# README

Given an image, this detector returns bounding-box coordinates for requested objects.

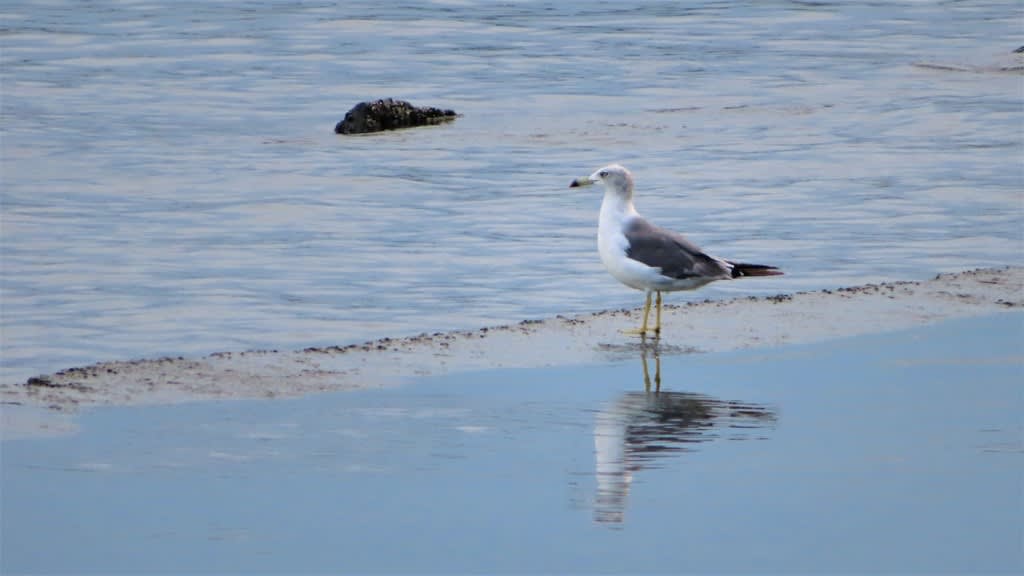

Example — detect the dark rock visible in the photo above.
[26,376,54,387]
[334,98,458,134]
[1014,46,1024,54]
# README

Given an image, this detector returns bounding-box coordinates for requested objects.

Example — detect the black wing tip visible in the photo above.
[730,263,784,278]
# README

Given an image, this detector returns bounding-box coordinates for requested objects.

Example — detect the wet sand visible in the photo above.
[2,266,1019,418]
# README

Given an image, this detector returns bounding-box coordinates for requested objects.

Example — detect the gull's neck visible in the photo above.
[599,188,639,232]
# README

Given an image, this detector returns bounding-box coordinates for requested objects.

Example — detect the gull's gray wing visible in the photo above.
[623,217,731,279]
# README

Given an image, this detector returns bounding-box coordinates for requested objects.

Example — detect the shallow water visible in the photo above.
[2,1,1022,381]
[3,313,1021,573]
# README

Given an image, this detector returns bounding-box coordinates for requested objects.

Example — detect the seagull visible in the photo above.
[570,164,783,337]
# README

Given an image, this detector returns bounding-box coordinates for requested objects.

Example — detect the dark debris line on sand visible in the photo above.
[5,266,1023,412]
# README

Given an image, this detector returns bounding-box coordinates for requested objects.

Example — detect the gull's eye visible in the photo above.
[598,170,608,178]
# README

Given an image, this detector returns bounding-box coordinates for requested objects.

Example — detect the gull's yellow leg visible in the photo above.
[653,291,663,336]
[621,291,652,336]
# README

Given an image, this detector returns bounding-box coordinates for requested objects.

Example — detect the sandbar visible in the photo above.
[2,267,1021,417]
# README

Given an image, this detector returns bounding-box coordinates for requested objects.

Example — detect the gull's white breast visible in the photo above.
[598,200,674,292]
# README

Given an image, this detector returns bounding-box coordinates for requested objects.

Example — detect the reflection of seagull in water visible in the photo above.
[570,164,783,336]
[594,348,777,524]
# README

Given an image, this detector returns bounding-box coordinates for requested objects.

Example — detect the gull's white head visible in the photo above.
[569,164,634,199]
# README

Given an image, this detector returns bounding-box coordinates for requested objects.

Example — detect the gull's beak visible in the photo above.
[570,175,595,188]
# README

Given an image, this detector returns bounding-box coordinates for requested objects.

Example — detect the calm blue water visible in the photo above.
[3,313,1021,573]
[2,1,1022,382]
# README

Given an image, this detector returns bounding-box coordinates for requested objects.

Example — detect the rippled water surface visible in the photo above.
[2,1,1022,381]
